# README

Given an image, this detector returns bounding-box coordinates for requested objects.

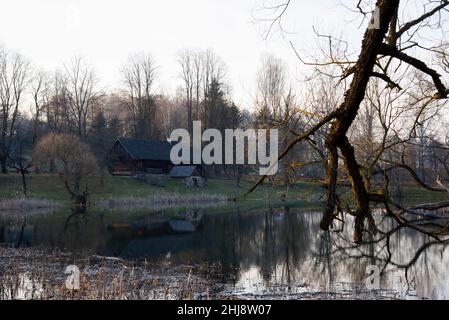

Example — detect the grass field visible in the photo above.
[0,173,447,207]
[0,173,321,202]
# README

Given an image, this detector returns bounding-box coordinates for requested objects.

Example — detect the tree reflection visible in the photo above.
[2,205,449,298]
[318,211,449,298]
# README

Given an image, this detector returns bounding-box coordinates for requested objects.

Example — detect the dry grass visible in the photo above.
[0,197,61,212]
[0,246,225,300]
[0,246,400,300]
[95,193,228,210]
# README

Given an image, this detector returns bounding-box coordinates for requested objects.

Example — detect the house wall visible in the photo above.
[111,142,134,174]
[110,141,172,175]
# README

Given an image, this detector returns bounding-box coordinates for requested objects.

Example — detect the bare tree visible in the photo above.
[178,49,226,132]
[255,55,301,194]
[31,70,51,146]
[156,94,186,139]
[121,53,157,139]
[255,54,287,125]
[0,48,31,173]
[8,146,32,196]
[250,0,449,243]
[193,51,203,122]
[64,56,101,138]
[44,71,70,135]
[178,50,195,134]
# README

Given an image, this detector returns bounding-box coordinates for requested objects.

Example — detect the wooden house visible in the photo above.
[111,137,173,175]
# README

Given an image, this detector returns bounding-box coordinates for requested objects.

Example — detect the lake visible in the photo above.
[1,205,449,299]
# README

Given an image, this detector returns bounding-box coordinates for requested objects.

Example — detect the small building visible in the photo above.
[111,137,173,175]
[170,165,205,187]
[169,165,202,178]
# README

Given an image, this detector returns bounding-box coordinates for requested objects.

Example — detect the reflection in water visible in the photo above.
[1,206,449,298]
[2,272,43,300]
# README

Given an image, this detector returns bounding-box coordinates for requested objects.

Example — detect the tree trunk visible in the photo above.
[21,170,27,196]
[319,0,400,243]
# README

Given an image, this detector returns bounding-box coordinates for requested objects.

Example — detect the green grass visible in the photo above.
[391,185,449,205]
[0,173,446,208]
[0,174,321,204]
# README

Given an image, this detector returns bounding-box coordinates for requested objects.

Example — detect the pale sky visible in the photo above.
[0,0,366,110]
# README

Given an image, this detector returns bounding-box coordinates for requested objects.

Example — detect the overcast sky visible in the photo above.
[0,0,368,109]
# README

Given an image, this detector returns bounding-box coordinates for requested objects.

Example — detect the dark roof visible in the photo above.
[116,137,172,161]
[168,220,196,233]
[169,165,199,178]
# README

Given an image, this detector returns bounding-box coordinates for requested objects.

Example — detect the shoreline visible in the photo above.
[0,246,401,300]
[0,246,225,300]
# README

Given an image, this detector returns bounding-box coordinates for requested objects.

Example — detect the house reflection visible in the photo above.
[2,206,449,298]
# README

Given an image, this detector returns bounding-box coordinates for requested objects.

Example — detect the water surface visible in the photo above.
[1,205,448,299]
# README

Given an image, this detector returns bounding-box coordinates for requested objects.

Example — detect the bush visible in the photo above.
[33,133,99,200]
